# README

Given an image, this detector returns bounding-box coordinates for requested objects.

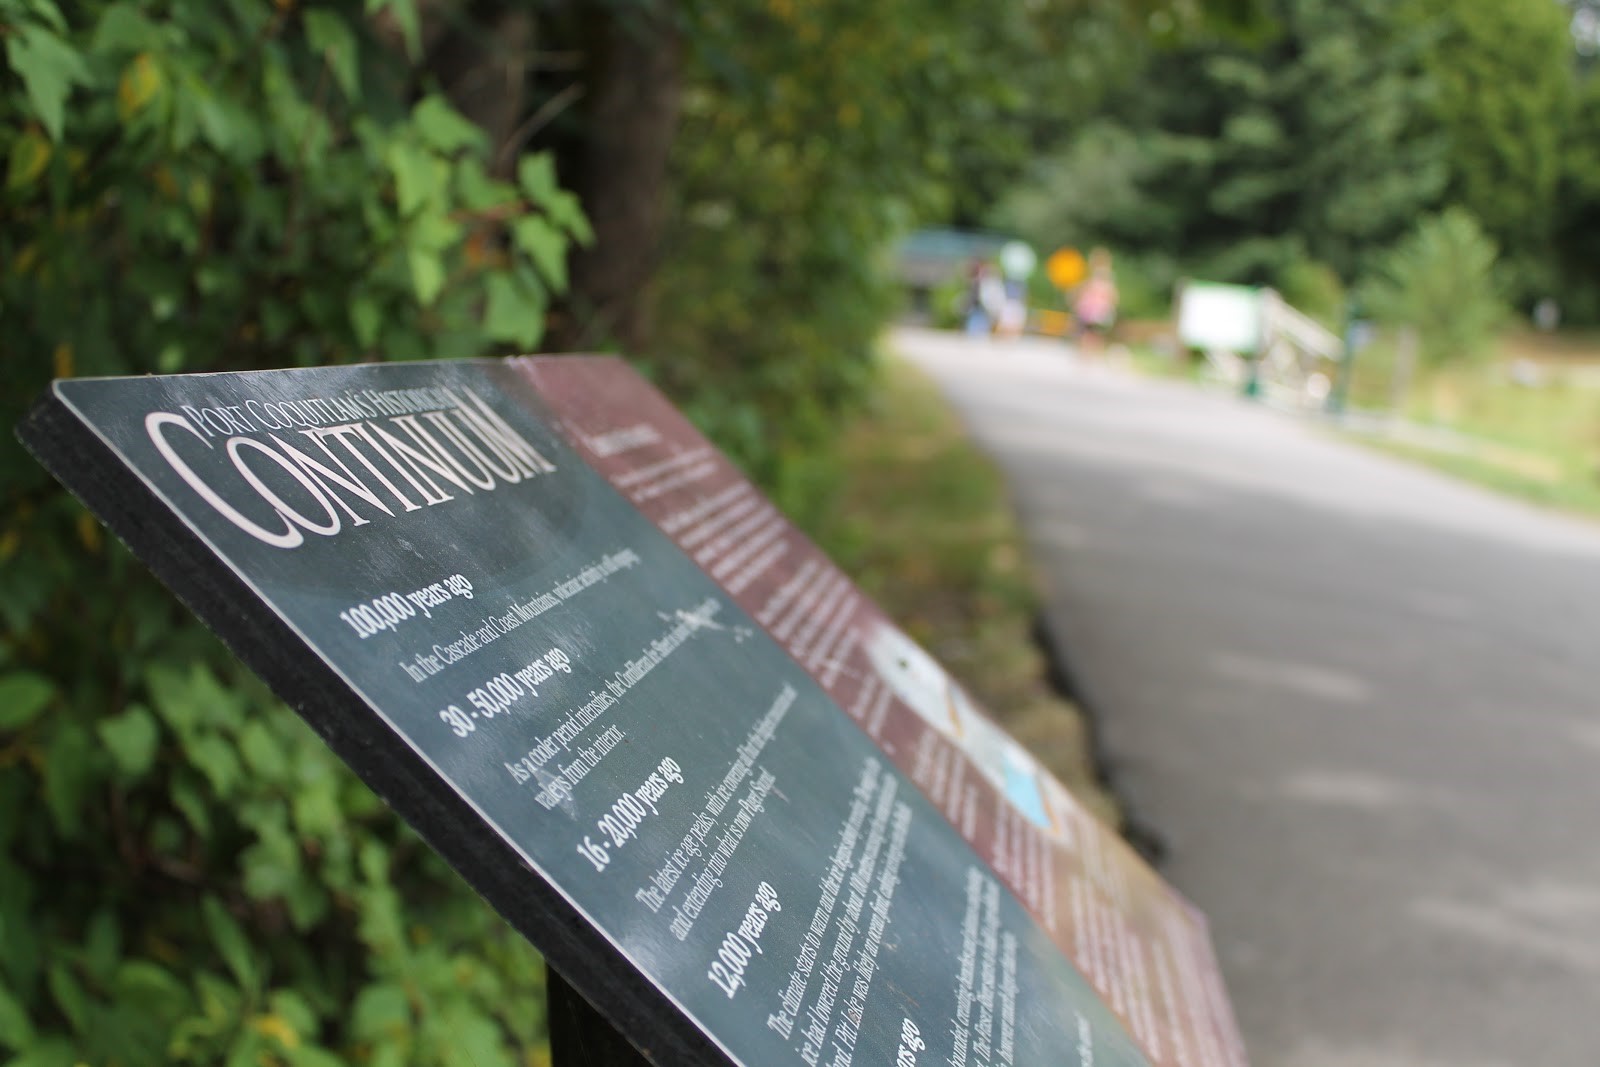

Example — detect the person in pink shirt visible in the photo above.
[1074,247,1119,356]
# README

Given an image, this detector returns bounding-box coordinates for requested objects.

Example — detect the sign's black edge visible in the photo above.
[16,387,733,1067]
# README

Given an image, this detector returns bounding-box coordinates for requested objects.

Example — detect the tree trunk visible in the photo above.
[547,5,684,354]
[1390,326,1419,415]
[428,4,536,178]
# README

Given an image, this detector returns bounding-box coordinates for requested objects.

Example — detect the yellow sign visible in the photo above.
[1046,248,1087,290]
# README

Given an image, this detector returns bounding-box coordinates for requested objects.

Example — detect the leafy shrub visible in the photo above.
[2,1,587,1062]
[929,278,972,330]
[648,0,1057,521]
[1109,252,1180,321]
[650,64,897,518]
[1274,258,1345,328]
[1361,207,1507,365]
[1025,267,1068,313]
[988,122,1157,255]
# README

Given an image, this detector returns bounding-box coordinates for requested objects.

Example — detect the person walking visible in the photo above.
[963,259,996,336]
[1073,248,1118,356]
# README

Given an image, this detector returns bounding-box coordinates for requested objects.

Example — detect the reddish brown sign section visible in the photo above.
[516,356,1248,1067]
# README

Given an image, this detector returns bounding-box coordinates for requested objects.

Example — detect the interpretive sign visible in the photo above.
[1176,283,1263,356]
[518,357,1248,1067]
[19,360,1182,1067]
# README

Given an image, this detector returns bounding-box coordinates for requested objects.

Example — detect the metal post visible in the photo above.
[547,966,652,1067]
[1328,296,1361,415]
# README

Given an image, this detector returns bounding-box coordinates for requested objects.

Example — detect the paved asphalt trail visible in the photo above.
[896,329,1600,1067]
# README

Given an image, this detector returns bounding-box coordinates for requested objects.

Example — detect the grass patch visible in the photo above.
[1357,437,1600,514]
[1341,332,1600,517]
[802,356,1120,827]
[1127,342,1199,382]
[1122,322,1600,518]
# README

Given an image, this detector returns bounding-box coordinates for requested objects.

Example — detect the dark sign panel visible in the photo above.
[20,361,1159,1067]
[517,356,1248,1067]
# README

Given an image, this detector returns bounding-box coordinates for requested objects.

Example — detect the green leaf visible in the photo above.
[116,51,163,120]
[92,5,165,52]
[283,874,330,929]
[238,721,287,779]
[5,25,91,142]
[6,128,52,192]
[511,216,567,290]
[186,733,241,795]
[194,967,239,1013]
[366,0,420,59]
[387,142,439,216]
[303,10,359,99]
[437,1009,512,1067]
[568,212,595,246]
[358,840,389,882]
[186,79,242,156]
[260,47,311,143]
[20,1,67,34]
[46,962,88,1032]
[3,1036,75,1067]
[409,209,463,252]
[187,664,244,727]
[83,910,121,983]
[371,1040,409,1067]
[145,664,200,730]
[97,706,160,777]
[543,189,594,245]
[0,982,34,1048]
[269,989,316,1036]
[351,982,410,1042]
[42,724,97,838]
[249,1010,302,1053]
[407,248,445,306]
[483,271,546,349]
[515,152,559,205]
[413,95,484,154]
[226,1029,265,1067]
[202,898,259,994]
[290,780,340,838]
[241,830,301,900]
[0,672,54,729]
[171,775,212,835]
[455,157,516,213]
[113,960,189,1017]
[350,297,383,348]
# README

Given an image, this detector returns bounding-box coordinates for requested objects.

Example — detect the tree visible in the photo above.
[1553,68,1600,322]
[1362,208,1507,366]
[631,0,1270,508]
[1405,0,1574,306]
[646,0,990,498]
[528,0,685,355]
[996,0,1449,291]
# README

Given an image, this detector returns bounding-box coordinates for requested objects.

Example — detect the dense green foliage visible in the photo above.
[1,1,588,1062]
[1361,208,1507,366]
[996,0,1600,325]
[1407,0,1573,304]
[651,0,955,508]
[998,0,1448,297]
[647,0,1265,515]
[647,0,1202,512]
[1554,67,1600,322]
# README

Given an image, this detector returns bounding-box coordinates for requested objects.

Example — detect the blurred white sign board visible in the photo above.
[1177,282,1262,354]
